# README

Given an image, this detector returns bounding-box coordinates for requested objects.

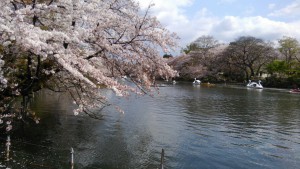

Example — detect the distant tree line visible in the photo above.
[167,35,300,88]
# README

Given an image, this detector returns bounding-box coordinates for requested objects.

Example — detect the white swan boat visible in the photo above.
[193,78,201,85]
[247,80,263,89]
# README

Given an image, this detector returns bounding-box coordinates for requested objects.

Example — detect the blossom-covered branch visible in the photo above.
[0,0,178,125]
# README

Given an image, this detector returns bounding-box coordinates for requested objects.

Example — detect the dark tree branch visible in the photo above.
[85,48,105,60]
[11,1,18,10]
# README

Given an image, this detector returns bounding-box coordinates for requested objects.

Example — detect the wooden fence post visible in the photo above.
[70,147,74,169]
[6,135,11,161]
[160,148,164,169]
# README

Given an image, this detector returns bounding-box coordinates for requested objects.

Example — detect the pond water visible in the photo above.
[1,83,300,169]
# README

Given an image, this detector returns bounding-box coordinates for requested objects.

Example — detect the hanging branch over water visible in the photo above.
[0,0,178,128]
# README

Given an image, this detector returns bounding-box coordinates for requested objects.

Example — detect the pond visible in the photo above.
[1,83,300,169]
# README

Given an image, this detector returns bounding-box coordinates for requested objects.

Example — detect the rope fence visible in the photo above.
[0,135,165,169]
[0,135,74,169]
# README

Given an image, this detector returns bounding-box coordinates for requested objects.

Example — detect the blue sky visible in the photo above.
[136,0,300,52]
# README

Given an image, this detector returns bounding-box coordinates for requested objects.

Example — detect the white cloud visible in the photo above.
[269,1,300,17]
[180,15,300,51]
[211,16,300,43]
[135,0,194,46]
[135,0,300,54]
[135,0,193,30]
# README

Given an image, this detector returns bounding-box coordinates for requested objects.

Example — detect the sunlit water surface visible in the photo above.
[1,83,300,169]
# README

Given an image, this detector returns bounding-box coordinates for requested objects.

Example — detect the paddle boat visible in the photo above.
[193,78,201,85]
[290,88,300,94]
[247,80,263,89]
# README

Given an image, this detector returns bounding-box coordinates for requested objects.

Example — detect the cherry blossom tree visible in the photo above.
[168,36,224,81]
[0,0,178,129]
[0,56,7,91]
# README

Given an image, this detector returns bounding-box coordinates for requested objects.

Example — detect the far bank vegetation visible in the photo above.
[166,35,300,88]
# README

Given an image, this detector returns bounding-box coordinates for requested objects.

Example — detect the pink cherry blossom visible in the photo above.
[0,0,178,119]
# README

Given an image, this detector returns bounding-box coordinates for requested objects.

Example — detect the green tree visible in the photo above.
[181,43,198,54]
[278,36,300,68]
[266,60,289,77]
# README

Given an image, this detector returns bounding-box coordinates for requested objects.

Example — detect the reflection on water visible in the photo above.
[1,84,300,169]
